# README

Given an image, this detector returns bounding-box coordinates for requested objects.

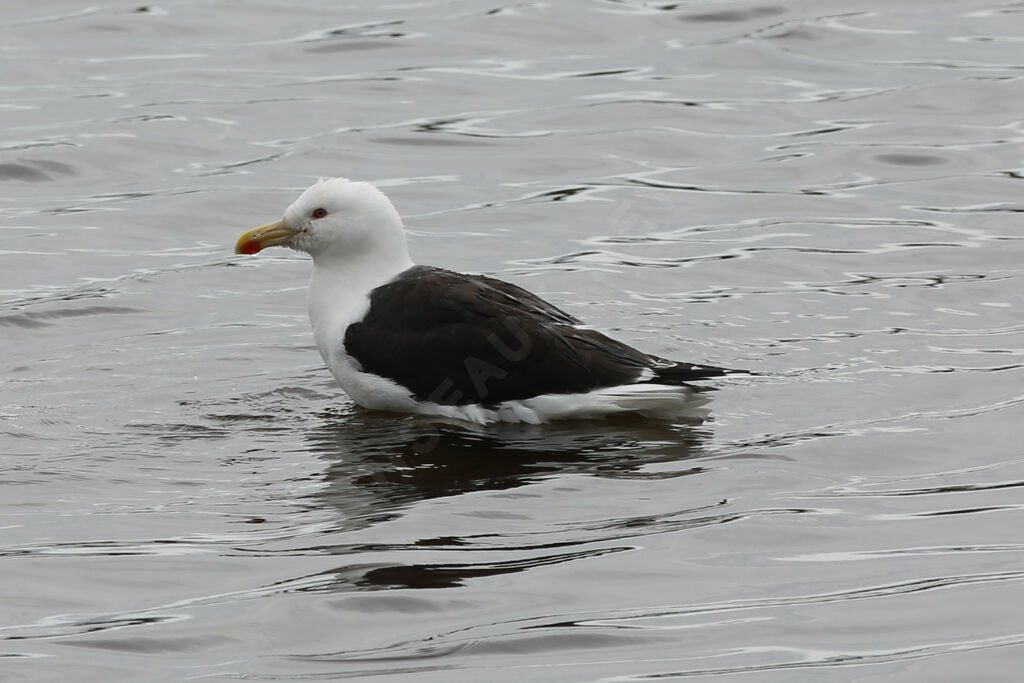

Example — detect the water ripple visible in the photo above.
[290,570,1024,665]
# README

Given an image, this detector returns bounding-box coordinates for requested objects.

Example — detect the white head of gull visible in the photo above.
[236,177,736,425]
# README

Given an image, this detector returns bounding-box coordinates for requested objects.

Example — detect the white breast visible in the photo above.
[309,287,421,413]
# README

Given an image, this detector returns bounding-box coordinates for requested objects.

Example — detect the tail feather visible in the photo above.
[646,358,744,384]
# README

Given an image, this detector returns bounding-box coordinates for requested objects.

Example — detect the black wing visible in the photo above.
[344,266,728,406]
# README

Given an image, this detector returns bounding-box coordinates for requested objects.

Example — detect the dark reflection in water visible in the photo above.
[875,153,948,167]
[682,5,786,23]
[305,406,711,510]
[0,158,75,182]
[326,546,633,591]
[281,405,715,590]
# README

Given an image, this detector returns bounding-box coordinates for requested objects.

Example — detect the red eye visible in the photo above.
[311,207,328,219]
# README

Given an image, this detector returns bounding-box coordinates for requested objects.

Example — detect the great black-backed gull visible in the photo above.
[235,178,738,424]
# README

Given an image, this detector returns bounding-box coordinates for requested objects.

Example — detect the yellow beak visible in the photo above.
[235,220,296,255]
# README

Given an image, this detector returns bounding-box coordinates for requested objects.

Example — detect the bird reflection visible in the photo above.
[289,402,716,590]
[307,404,710,503]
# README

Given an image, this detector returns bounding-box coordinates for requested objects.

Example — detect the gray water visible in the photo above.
[3,1,1024,680]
